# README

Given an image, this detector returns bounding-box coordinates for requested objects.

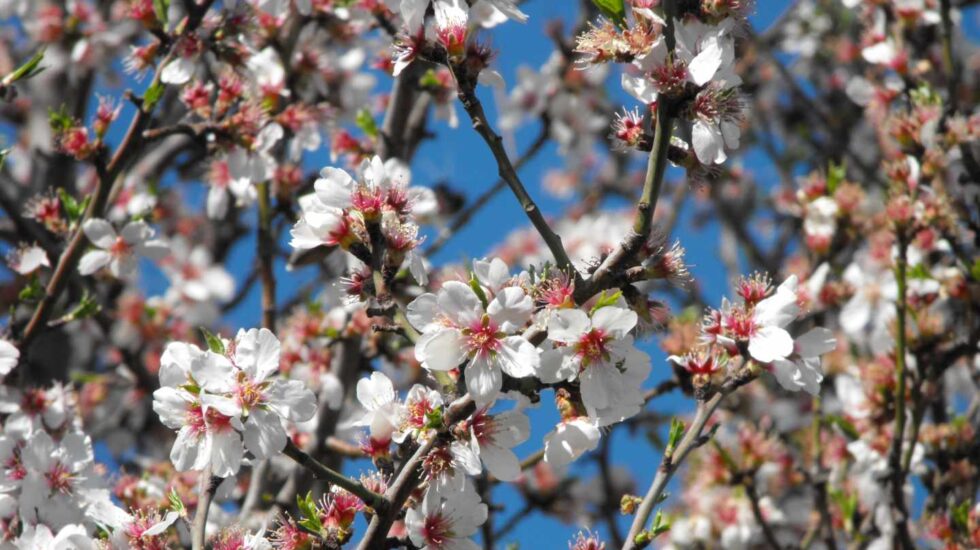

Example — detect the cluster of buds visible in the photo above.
[290,156,436,295]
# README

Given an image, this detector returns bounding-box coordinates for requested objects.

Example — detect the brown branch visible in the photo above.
[356,395,475,550]
[453,72,575,275]
[424,123,549,257]
[190,465,221,550]
[622,367,755,550]
[256,181,276,330]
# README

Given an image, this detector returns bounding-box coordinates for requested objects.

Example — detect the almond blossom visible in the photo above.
[461,407,530,481]
[405,485,487,550]
[188,328,318,461]
[540,303,651,423]
[78,219,167,278]
[408,272,539,406]
[151,342,245,477]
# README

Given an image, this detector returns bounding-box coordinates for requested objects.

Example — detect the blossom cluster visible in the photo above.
[0,0,976,548]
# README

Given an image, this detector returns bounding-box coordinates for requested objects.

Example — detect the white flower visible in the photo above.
[841,252,897,354]
[623,19,738,106]
[769,327,836,395]
[746,276,801,364]
[17,431,130,532]
[7,243,49,275]
[396,0,525,31]
[465,408,530,481]
[745,276,837,395]
[163,237,236,303]
[14,523,95,550]
[78,219,168,278]
[803,196,839,242]
[543,417,601,467]
[193,328,318,461]
[151,342,245,477]
[355,371,404,442]
[405,485,488,550]
[227,123,283,191]
[0,339,19,378]
[409,273,539,406]
[541,305,650,422]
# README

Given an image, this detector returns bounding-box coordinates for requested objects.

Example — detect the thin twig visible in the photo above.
[425,123,549,258]
[281,439,386,509]
[453,72,575,274]
[191,464,221,550]
[622,367,755,550]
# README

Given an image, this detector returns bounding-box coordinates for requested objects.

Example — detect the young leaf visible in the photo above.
[355,108,378,138]
[469,272,490,309]
[199,327,225,354]
[590,290,623,314]
[592,0,626,26]
[2,49,46,86]
[143,81,165,112]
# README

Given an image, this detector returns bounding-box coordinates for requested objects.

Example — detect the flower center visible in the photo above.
[46,461,75,494]
[421,513,454,547]
[576,329,608,366]
[110,236,133,257]
[465,318,501,358]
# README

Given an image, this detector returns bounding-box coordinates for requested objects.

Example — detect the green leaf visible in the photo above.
[592,0,627,26]
[469,272,489,309]
[666,417,685,453]
[18,277,44,302]
[48,105,74,132]
[424,405,445,430]
[589,290,623,314]
[827,160,846,194]
[355,109,378,138]
[199,327,225,354]
[143,81,165,112]
[825,414,860,440]
[153,0,170,25]
[296,491,323,535]
[168,488,186,516]
[951,500,970,530]
[419,68,441,89]
[60,291,101,323]
[906,263,930,280]
[711,439,738,471]
[651,510,671,536]
[969,259,980,282]
[3,49,46,86]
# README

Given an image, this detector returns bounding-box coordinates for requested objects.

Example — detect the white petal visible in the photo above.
[244,410,288,459]
[795,327,836,358]
[78,250,111,275]
[748,325,794,364]
[687,37,723,86]
[437,281,483,327]
[496,336,538,378]
[481,443,520,481]
[82,218,116,248]
[590,306,637,338]
[190,352,236,393]
[357,372,396,412]
[487,287,532,332]
[314,168,355,210]
[415,329,467,371]
[265,379,317,422]
[692,119,727,165]
[209,430,243,477]
[547,309,590,343]
[406,293,439,332]
[465,354,502,406]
